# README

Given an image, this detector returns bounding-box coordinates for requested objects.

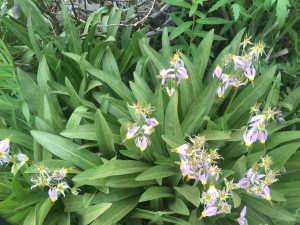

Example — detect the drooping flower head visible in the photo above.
[48,188,59,203]
[237,206,248,225]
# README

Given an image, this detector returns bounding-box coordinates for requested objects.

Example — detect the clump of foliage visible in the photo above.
[0,0,299,225]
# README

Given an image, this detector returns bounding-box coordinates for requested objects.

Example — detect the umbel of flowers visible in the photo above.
[0,136,29,173]
[237,156,278,201]
[30,164,77,202]
[124,102,159,152]
[212,35,266,99]
[172,135,234,218]
[243,103,283,148]
[158,51,189,97]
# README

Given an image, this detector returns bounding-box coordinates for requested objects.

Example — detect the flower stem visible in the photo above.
[224,89,238,115]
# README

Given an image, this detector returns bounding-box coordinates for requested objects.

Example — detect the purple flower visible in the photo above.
[0,151,10,164]
[174,144,189,155]
[243,128,258,147]
[238,178,250,189]
[237,206,248,225]
[259,185,271,201]
[258,130,268,144]
[0,138,10,153]
[228,77,245,89]
[48,188,59,203]
[16,154,29,165]
[142,125,154,135]
[125,124,140,140]
[52,168,68,181]
[244,65,256,81]
[166,87,175,97]
[201,203,218,218]
[213,66,222,79]
[232,55,249,69]
[217,86,226,100]
[136,136,149,152]
[159,69,174,85]
[198,167,210,185]
[176,67,189,84]
[248,114,266,127]
[179,159,192,177]
[146,118,159,127]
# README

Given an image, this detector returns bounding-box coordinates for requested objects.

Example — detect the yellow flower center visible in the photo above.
[245,143,251,147]
[140,147,145,152]
[249,77,254,81]
[266,196,271,201]
[184,75,189,80]
[5,138,10,142]
[202,181,207,185]
[201,212,207,218]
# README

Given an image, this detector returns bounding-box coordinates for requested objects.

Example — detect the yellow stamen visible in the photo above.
[260,140,265,144]
[266,196,271,201]
[5,138,10,142]
[209,185,215,189]
[202,181,207,185]
[245,143,251,147]
[184,75,189,80]
[201,212,207,218]
[182,173,187,177]
[249,77,254,81]
[140,148,145,152]
[63,168,68,174]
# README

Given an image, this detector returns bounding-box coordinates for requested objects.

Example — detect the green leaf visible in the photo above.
[77,203,112,225]
[2,17,32,47]
[27,11,42,60]
[139,186,174,202]
[169,21,193,40]
[242,194,296,221]
[61,1,82,54]
[266,131,300,150]
[165,91,182,138]
[102,47,120,78]
[107,7,122,38]
[231,4,241,21]
[231,155,246,180]
[73,160,151,181]
[17,0,50,38]
[263,72,281,111]
[201,130,231,140]
[24,208,36,225]
[267,142,300,170]
[181,81,216,135]
[12,176,31,201]
[87,67,135,102]
[207,0,230,13]
[174,184,201,207]
[135,165,177,181]
[162,27,172,59]
[196,17,232,25]
[91,197,139,225]
[161,0,191,8]
[0,128,33,150]
[17,68,43,113]
[105,173,156,188]
[37,199,53,225]
[168,198,189,215]
[276,0,289,28]
[231,191,241,208]
[31,130,101,170]
[161,135,186,149]
[139,41,169,71]
[95,109,116,159]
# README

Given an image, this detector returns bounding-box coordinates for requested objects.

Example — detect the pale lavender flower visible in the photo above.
[125,124,140,140]
[198,168,210,185]
[135,136,149,152]
[237,206,248,225]
[166,87,175,97]
[56,182,70,197]
[207,185,219,200]
[176,67,189,84]
[259,185,271,201]
[0,138,10,153]
[248,114,266,127]
[244,65,256,81]
[174,144,189,155]
[48,188,59,203]
[159,68,175,85]
[142,125,154,135]
[243,128,258,147]
[232,55,249,69]
[146,118,159,127]
[217,86,226,99]
[52,168,68,181]
[228,77,245,89]
[201,202,218,218]
[16,154,29,165]
[213,66,222,79]
[0,152,10,164]
[238,178,250,189]
[258,130,268,144]
[179,159,192,177]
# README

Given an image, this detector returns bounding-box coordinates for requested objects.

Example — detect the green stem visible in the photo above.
[224,88,238,115]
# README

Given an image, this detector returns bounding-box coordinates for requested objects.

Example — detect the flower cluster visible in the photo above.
[212,35,266,99]
[173,135,222,184]
[200,184,232,218]
[125,102,159,152]
[243,104,281,147]
[158,51,189,97]
[0,137,29,173]
[30,164,74,203]
[238,156,279,201]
